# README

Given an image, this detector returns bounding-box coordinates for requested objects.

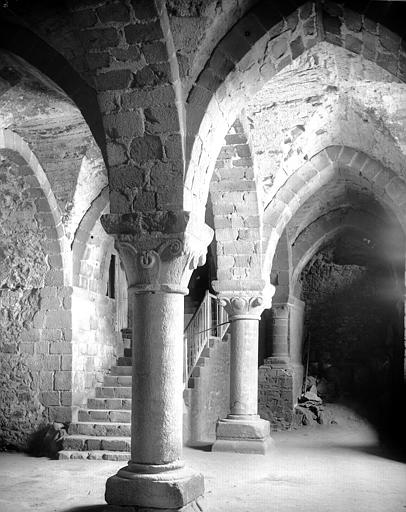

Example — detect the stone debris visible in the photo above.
[295,377,328,426]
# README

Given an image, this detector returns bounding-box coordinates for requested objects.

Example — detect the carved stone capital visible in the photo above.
[215,284,275,320]
[101,210,213,294]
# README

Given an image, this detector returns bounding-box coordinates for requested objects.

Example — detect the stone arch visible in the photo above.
[291,209,398,295]
[263,145,406,277]
[209,118,262,283]
[0,128,68,284]
[184,1,406,217]
[0,20,107,162]
[72,186,111,291]
[271,230,292,304]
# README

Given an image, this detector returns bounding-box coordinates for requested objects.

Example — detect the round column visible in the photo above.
[101,211,213,511]
[130,289,184,465]
[270,304,290,365]
[229,314,261,417]
[212,286,275,454]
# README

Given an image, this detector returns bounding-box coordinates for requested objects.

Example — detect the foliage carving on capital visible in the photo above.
[101,211,213,293]
[216,283,275,319]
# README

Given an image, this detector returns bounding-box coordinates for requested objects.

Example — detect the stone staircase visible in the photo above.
[59,295,229,460]
[58,349,132,460]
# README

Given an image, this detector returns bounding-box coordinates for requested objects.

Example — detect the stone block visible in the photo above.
[129,135,163,161]
[219,28,251,64]
[87,52,110,70]
[104,111,144,139]
[97,3,130,22]
[44,270,64,287]
[61,391,72,406]
[124,22,162,44]
[55,371,72,391]
[45,310,71,329]
[96,70,132,91]
[38,371,54,390]
[142,41,167,64]
[345,34,362,54]
[130,0,158,21]
[122,85,175,109]
[376,53,397,75]
[40,391,60,406]
[187,85,212,110]
[50,342,72,354]
[81,28,120,50]
[49,406,72,423]
[215,417,270,439]
[145,106,179,133]
[105,467,204,509]
[290,36,304,60]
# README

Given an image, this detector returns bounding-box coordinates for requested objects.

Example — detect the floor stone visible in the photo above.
[0,423,405,512]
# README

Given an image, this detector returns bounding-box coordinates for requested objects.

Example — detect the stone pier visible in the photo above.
[101,211,212,511]
[212,283,275,454]
[259,296,305,429]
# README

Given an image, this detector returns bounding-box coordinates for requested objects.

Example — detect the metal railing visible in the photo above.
[184,290,229,383]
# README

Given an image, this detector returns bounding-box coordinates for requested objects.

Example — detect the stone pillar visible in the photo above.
[268,303,290,366]
[258,296,305,429]
[212,283,275,454]
[101,210,212,511]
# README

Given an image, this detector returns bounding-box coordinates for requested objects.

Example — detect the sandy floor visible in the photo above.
[0,421,405,512]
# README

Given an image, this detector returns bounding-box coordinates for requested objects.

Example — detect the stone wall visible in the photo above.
[258,364,295,430]
[300,245,403,405]
[72,286,121,408]
[183,336,230,444]
[0,151,69,448]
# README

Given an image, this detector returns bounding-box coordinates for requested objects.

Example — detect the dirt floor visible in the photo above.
[0,409,405,512]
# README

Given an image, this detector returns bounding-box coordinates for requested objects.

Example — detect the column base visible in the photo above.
[211,415,274,454]
[105,464,204,510]
[104,498,203,512]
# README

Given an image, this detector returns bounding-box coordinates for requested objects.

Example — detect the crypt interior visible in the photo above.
[0,0,406,510]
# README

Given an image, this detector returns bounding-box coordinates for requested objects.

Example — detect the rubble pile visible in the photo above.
[295,376,336,426]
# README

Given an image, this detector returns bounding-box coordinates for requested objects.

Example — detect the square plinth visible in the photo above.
[105,466,204,510]
[212,417,274,454]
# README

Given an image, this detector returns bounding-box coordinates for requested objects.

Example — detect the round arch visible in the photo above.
[263,145,406,277]
[0,128,68,284]
[184,2,406,218]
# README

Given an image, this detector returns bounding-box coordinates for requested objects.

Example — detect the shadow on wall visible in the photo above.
[299,236,406,457]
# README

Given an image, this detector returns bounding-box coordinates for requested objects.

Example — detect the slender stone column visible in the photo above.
[268,303,290,366]
[212,283,275,454]
[101,210,212,511]
[258,296,305,429]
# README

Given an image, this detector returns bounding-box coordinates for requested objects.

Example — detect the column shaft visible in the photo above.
[131,290,183,464]
[229,317,259,416]
[211,287,275,454]
[270,305,290,363]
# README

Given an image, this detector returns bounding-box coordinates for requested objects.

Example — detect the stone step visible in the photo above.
[58,450,130,461]
[95,386,132,399]
[124,348,132,358]
[110,365,132,376]
[117,356,132,366]
[68,422,131,437]
[78,409,131,423]
[103,375,132,387]
[87,398,131,410]
[63,435,131,452]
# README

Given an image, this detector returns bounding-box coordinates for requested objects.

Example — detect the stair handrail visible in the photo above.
[183,290,229,383]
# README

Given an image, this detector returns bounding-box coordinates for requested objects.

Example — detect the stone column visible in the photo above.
[212,283,275,454]
[268,303,291,366]
[258,296,305,429]
[101,210,212,511]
